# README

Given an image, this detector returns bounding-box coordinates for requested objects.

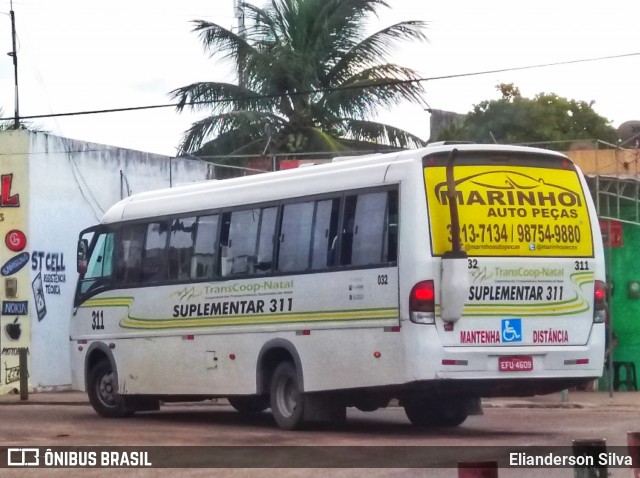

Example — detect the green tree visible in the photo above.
[171,0,428,159]
[437,83,618,147]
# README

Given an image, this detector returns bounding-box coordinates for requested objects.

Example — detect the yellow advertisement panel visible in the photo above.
[424,164,594,257]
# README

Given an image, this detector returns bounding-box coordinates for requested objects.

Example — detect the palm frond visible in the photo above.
[336,118,427,149]
[192,20,254,62]
[321,64,427,119]
[324,21,428,87]
[179,110,287,153]
[169,82,273,114]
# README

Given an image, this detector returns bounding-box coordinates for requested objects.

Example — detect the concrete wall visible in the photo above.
[0,130,212,392]
[567,149,640,177]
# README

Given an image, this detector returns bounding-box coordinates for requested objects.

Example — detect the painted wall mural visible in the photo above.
[0,151,31,394]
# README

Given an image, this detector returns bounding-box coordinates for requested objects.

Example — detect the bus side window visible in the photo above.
[341,190,395,266]
[221,209,260,276]
[168,217,197,280]
[255,207,277,274]
[116,223,146,284]
[311,198,340,269]
[191,214,219,279]
[278,201,314,273]
[141,222,169,283]
[340,196,358,265]
[384,190,398,263]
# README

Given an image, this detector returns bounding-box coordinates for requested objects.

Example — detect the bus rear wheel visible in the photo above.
[403,398,468,428]
[87,360,132,418]
[270,361,305,430]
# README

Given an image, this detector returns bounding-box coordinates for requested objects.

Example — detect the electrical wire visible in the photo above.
[1,52,638,122]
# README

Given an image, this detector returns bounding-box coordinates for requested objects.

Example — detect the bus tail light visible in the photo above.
[593,280,606,323]
[410,280,435,324]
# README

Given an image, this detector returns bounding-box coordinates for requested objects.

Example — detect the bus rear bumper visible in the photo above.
[435,345,604,380]
[402,376,598,398]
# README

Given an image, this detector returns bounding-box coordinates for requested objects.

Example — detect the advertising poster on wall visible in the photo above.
[0,139,31,394]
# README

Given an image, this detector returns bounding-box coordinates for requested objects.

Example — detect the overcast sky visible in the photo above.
[0,0,639,156]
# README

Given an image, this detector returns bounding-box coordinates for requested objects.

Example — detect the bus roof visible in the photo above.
[100,144,569,224]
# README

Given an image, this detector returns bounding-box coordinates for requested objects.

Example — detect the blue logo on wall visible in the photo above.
[2,301,28,315]
[1,252,30,276]
[501,318,522,343]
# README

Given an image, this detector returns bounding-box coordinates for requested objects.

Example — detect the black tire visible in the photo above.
[404,398,468,428]
[270,361,305,430]
[228,395,269,414]
[87,360,133,418]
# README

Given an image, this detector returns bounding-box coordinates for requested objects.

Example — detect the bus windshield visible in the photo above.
[76,228,115,305]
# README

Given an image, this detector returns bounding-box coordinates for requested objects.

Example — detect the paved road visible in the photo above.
[0,391,639,477]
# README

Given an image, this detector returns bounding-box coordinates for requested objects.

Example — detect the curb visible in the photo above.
[0,400,89,406]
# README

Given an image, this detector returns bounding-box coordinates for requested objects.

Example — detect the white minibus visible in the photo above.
[70,144,606,430]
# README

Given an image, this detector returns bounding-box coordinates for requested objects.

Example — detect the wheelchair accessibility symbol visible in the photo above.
[501,318,522,343]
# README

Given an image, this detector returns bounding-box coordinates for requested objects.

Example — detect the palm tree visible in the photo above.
[0,108,18,131]
[0,108,40,132]
[171,0,428,159]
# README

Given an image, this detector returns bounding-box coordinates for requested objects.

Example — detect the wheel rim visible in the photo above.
[96,371,118,408]
[275,375,298,418]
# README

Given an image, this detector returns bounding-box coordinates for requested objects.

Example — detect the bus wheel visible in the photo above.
[87,360,132,418]
[403,398,467,428]
[228,396,269,413]
[270,361,305,430]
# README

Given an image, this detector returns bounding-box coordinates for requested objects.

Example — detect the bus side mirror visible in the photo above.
[440,250,469,322]
[77,239,89,275]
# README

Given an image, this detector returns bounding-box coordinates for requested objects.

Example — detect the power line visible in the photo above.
[1,52,639,122]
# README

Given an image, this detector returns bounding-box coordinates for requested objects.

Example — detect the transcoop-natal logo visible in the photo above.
[204,279,294,295]
[494,267,563,280]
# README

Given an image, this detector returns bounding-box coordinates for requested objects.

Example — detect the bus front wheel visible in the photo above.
[87,360,133,418]
[270,361,305,430]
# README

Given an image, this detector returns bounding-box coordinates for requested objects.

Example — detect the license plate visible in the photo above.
[499,356,533,372]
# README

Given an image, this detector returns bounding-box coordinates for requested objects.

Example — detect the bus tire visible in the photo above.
[87,360,133,418]
[270,361,305,430]
[228,395,269,414]
[404,399,467,428]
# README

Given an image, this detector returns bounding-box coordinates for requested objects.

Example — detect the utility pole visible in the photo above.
[234,0,246,86]
[8,0,19,129]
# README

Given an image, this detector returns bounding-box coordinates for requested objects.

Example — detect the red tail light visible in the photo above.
[594,280,606,310]
[410,280,435,313]
[593,280,607,323]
